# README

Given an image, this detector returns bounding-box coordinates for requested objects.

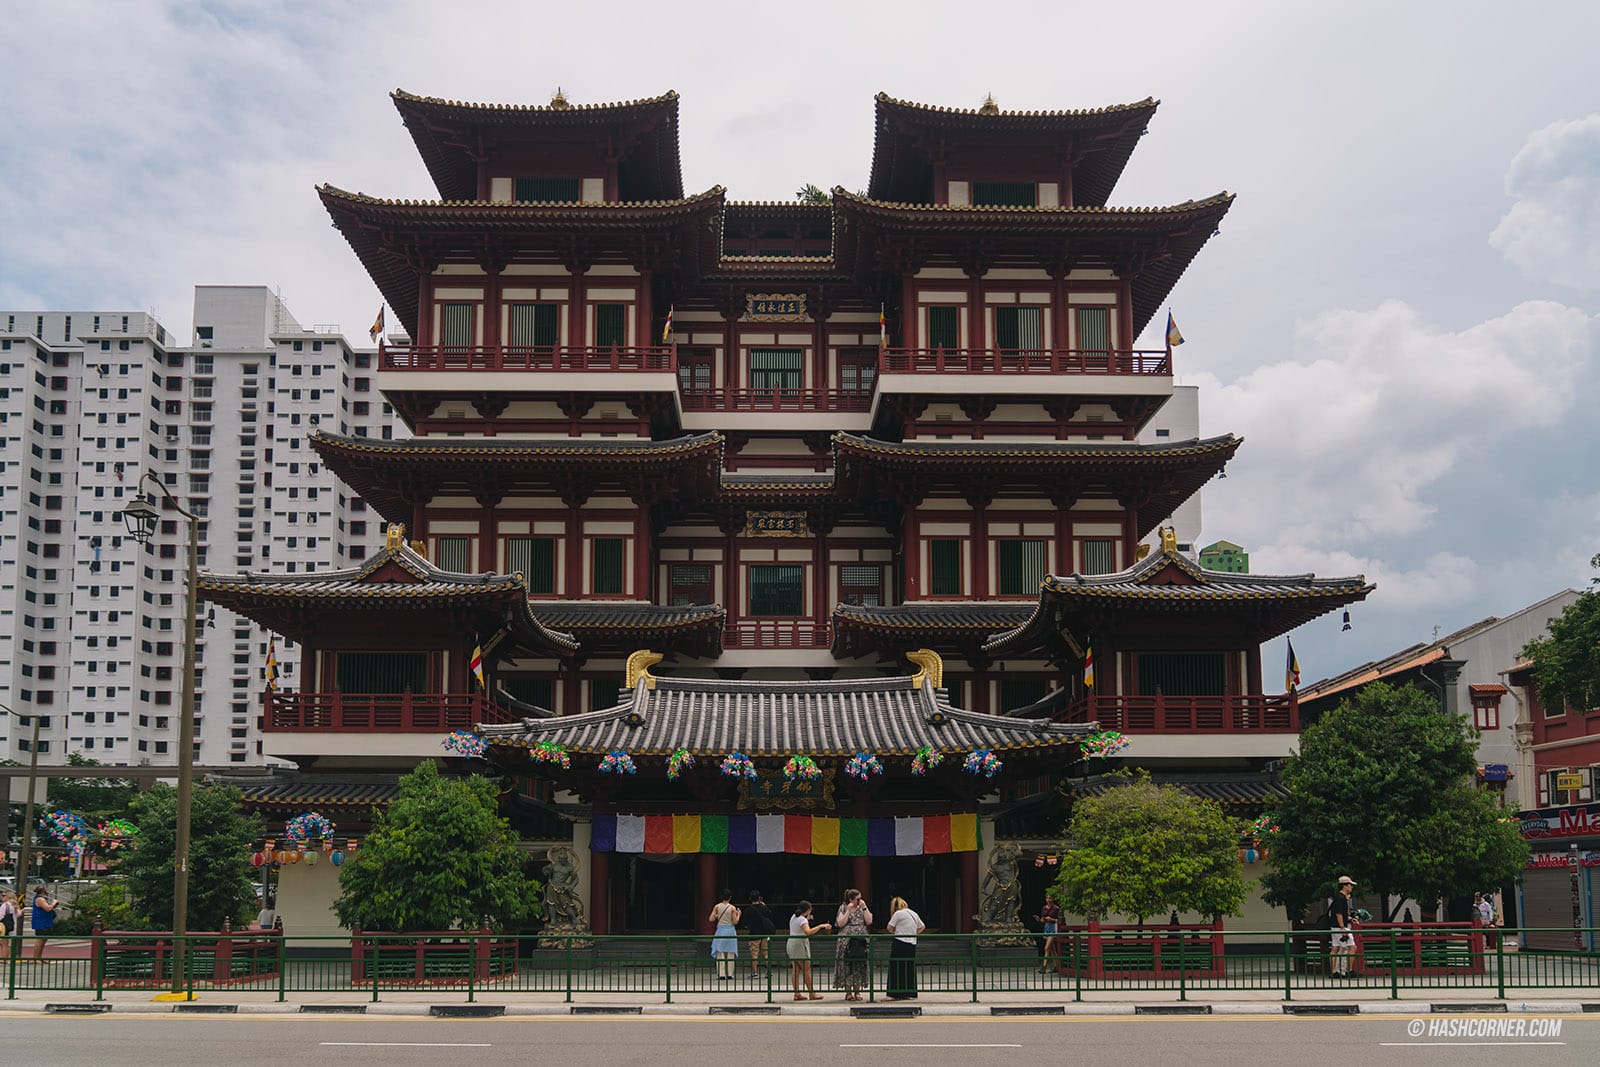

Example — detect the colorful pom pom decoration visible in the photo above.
[845,751,883,781]
[667,748,695,781]
[720,752,758,780]
[1078,729,1131,759]
[911,745,944,776]
[40,810,92,859]
[598,749,637,775]
[96,818,140,850]
[285,811,335,847]
[441,729,488,759]
[782,755,822,782]
[1247,813,1281,838]
[962,748,1003,778]
[530,741,572,769]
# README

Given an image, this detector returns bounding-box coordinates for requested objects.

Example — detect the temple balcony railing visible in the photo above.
[379,344,677,374]
[723,618,832,649]
[679,386,874,414]
[1057,693,1299,733]
[263,691,520,732]
[879,347,1172,377]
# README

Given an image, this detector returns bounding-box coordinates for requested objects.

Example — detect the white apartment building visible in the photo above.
[0,287,398,768]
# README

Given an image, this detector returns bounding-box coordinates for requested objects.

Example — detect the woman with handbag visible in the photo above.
[832,888,873,1001]
[708,888,741,980]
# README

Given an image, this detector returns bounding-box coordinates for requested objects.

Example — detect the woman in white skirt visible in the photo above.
[787,900,831,1000]
[709,889,741,980]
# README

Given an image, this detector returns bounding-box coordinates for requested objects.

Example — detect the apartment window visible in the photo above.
[927,306,960,350]
[1075,306,1112,353]
[668,564,713,606]
[748,348,802,390]
[508,303,560,352]
[591,537,625,595]
[440,303,476,348]
[994,307,1044,352]
[840,564,883,606]
[593,304,628,348]
[997,539,1046,595]
[971,181,1037,207]
[748,564,803,616]
[929,539,963,596]
[505,536,556,594]
[513,176,581,203]
[1081,538,1117,576]
[435,536,471,572]
[1472,690,1502,731]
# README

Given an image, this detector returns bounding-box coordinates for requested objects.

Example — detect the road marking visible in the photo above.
[1380,1042,1566,1047]
[841,1044,1024,1048]
[319,1042,493,1047]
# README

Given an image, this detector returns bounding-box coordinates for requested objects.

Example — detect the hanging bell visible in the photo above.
[1341,610,1352,632]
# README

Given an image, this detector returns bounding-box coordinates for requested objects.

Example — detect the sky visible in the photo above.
[2,0,1597,682]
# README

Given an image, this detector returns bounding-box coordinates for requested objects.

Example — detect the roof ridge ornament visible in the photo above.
[626,649,663,691]
[907,647,943,689]
[1160,525,1178,556]
[550,86,571,109]
[979,93,999,115]
[385,523,407,551]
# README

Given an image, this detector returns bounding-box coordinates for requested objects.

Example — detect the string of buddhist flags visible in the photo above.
[590,813,979,856]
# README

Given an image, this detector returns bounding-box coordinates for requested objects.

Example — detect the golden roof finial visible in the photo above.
[550,86,571,109]
[979,93,999,115]
[1160,525,1178,556]
[907,648,944,689]
[625,649,663,690]
[385,523,407,551]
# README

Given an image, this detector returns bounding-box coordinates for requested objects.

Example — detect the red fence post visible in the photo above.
[1087,918,1104,980]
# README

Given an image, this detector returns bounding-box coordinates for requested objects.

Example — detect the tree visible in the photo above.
[1521,557,1600,714]
[795,183,831,204]
[120,783,262,930]
[49,753,138,822]
[1051,772,1249,922]
[332,760,542,932]
[1261,682,1529,920]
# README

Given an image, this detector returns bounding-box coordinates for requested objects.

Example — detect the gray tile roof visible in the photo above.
[479,675,1091,756]
[832,601,1036,633]
[227,772,402,809]
[534,601,724,631]
[1068,771,1288,805]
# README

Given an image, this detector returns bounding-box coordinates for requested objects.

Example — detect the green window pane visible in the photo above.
[1081,538,1116,576]
[749,348,803,390]
[509,304,559,349]
[972,181,1037,207]
[748,564,804,616]
[514,177,581,203]
[506,537,556,594]
[590,679,621,711]
[440,303,475,348]
[1000,677,1052,712]
[1076,307,1111,351]
[995,307,1043,352]
[929,539,962,596]
[335,652,428,695]
[1137,652,1226,697]
[927,306,960,350]
[501,677,554,709]
[997,539,1045,595]
[436,536,471,572]
[591,537,625,594]
[594,304,628,348]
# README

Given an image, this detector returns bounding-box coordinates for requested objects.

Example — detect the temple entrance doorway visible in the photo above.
[726,853,848,921]
[623,853,695,932]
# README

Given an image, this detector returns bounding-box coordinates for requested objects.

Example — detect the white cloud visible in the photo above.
[1197,298,1595,569]
[1490,115,1600,289]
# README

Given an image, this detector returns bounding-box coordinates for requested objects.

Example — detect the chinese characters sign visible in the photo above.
[745,293,808,322]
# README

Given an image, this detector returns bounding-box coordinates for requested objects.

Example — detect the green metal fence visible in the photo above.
[7,929,1600,1002]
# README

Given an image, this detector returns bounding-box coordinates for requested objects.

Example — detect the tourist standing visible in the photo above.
[832,888,873,1001]
[708,888,741,980]
[744,889,776,975]
[30,884,57,961]
[0,890,19,941]
[787,900,830,1000]
[884,895,925,1000]
[1035,896,1062,972]
[1328,875,1357,977]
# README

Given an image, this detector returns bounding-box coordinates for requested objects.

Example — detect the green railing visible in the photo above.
[6,929,1599,1002]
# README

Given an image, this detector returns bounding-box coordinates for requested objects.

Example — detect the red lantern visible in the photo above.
[250,852,262,867]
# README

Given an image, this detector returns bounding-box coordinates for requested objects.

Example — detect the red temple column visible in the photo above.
[301,645,318,693]
[637,270,652,351]
[813,530,828,634]
[590,847,610,935]
[565,508,582,595]
[852,855,872,911]
[698,852,718,921]
[633,513,651,599]
[1246,644,1264,694]
[901,507,919,601]
[960,850,979,934]
[484,266,501,350]
[417,272,434,347]
[972,502,989,599]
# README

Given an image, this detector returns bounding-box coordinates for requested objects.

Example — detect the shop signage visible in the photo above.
[1515,801,1600,840]
[744,292,808,322]
[745,511,810,538]
[1526,850,1600,869]
[1555,772,1585,791]
[1480,764,1509,782]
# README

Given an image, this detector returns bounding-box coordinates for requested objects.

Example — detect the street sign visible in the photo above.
[1555,772,1584,790]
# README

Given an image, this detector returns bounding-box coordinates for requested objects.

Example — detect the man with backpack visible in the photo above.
[1329,875,1358,977]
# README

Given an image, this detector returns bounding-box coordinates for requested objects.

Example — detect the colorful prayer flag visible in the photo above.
[1285,637,1301,694]
[661,304,674,344]
[1082,644,1095,691]
[589,813,979,856]
[369,305,385,344]
[470,639,485,690]
[264,637,279,692]
[1165,310,1185,348]
[879,303,888,349]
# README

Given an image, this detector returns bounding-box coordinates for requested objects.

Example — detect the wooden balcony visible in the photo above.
[379,344,676,373]
[723,619,832,649]
[263,691,520,732]
[1058,693,1299,733]
[880,347,1171,376]
[679,387,874,413]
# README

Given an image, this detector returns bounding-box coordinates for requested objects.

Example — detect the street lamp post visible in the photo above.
[120,473,200,995]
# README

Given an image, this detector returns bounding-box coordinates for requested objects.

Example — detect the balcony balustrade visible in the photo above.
[679,387,874,413]
[723,618,832,649]
[1058,693,1298,733]
[263,691,518,732]
[380,344,676,373]
[880,347,1171,376]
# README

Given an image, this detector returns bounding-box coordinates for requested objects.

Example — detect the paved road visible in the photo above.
[2,1014,1596,1066]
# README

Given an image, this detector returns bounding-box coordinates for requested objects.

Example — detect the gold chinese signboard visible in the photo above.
[737,767,836,810]
[744,292,808,322]
[745,511,810,538]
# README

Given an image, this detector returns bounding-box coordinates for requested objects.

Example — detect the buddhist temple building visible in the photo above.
[200,87,1372,935]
